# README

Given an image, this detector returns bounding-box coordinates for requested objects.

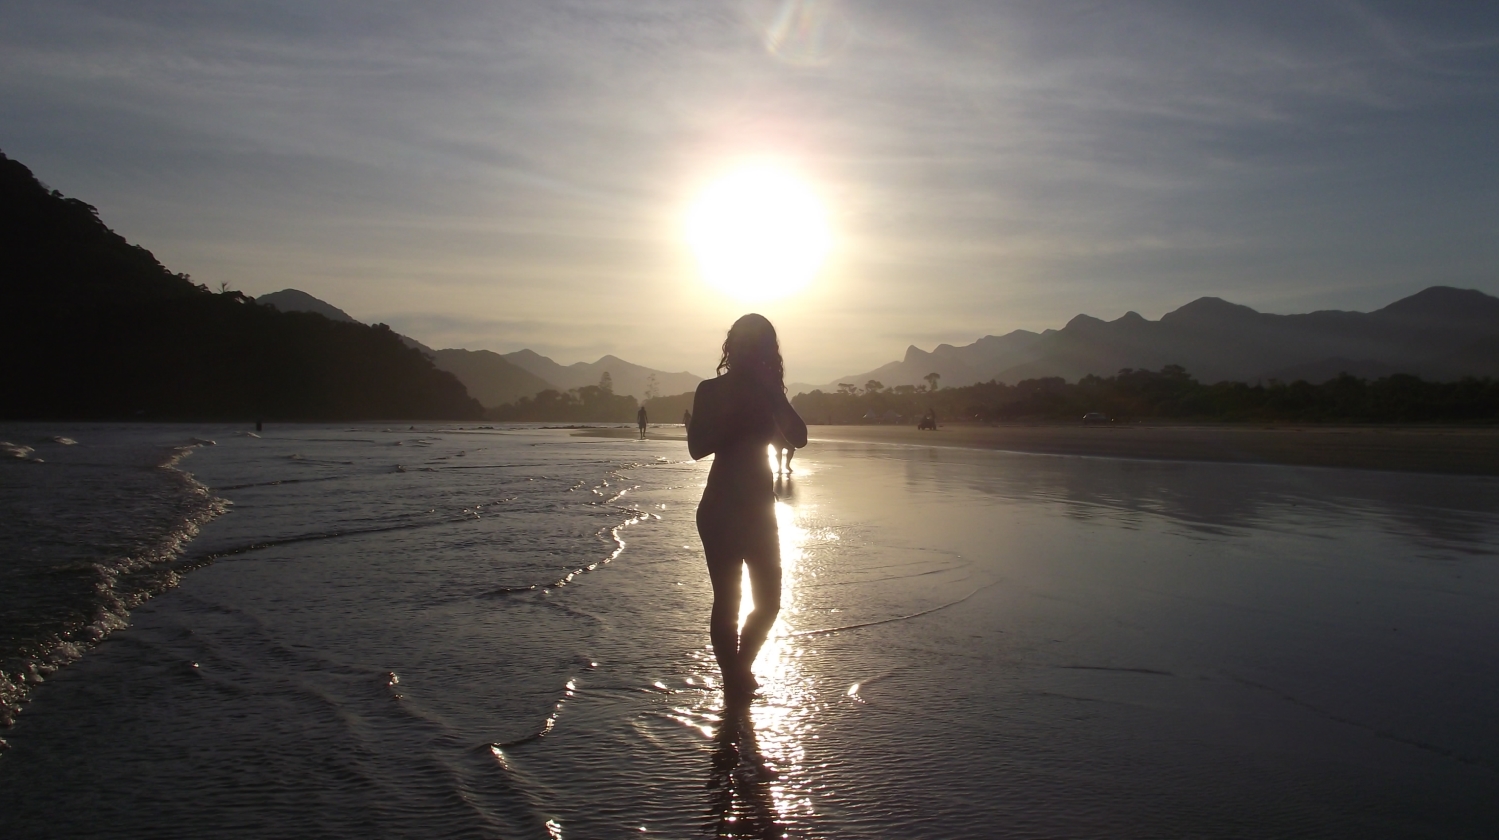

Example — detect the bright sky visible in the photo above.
[4,2,1497,383]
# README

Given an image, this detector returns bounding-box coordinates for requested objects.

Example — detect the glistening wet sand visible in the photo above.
[4,426,1498,837]
[589,423,1499,475]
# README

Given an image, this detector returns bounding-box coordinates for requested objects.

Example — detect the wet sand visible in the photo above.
[584,423,1499,475]
[6,426,1499,837]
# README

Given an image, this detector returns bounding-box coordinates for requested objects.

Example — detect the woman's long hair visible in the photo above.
[717,313,785,390]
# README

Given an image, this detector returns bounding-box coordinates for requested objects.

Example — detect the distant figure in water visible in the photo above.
[682,409,692,430]
[772,430,795,474]
[637,405,648,439]
[689,314,808,705]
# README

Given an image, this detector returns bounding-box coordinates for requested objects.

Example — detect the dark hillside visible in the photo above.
[430,348,554,408]
[0,152,481,421]
[643,390,695,423]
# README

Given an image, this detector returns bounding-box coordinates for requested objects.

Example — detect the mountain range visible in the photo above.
[498,349,702,401]
[817,287,1499,392]
[257,290,704,407]
[13,137,1493,420]
[266,282,1499,408]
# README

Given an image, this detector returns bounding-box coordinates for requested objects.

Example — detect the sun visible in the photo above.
[685,162,832,302]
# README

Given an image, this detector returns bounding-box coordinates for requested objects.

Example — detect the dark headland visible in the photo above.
[0,151,481,421]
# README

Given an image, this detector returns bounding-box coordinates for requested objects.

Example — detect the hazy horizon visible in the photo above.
[5,2,1498,383]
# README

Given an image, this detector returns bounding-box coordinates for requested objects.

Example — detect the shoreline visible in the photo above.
[575,422,1499,476]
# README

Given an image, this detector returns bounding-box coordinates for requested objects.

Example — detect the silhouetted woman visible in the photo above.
[688,314,808,704]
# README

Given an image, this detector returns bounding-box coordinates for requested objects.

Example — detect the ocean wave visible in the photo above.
[0,442,227,731]
[1,441,38,461]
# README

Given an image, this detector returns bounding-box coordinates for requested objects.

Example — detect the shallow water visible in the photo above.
[0,425,225,729]
[2,425,1498,838]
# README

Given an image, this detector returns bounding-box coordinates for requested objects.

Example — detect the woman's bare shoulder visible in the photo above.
[695,375,730,400]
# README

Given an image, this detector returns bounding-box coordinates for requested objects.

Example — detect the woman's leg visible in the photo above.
[700,505,781,701]
[737,550,782,677]
[704,547,745,692]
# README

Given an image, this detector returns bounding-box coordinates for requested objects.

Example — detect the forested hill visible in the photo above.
[0,152,482,421]
[793,365,1499,425]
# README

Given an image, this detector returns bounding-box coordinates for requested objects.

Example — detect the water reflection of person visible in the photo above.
[706,709,782,838]
[689,314,808,705]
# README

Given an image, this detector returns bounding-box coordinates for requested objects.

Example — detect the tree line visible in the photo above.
[791,365,1499,424]
[486,372,700,424]
[486,372,641,422]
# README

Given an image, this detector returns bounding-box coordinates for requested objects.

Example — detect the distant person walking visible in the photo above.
[682,409,692,430]
[637,405,648,439]
[772,430,795,474]
[689,314,807,706]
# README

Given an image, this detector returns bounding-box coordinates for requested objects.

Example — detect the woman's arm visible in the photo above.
[746,367,807,449]
[689,372,805,459]
[687,381,722,460]
[769,390,808,449]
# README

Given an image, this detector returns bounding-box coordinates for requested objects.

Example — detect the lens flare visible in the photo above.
[685,162,831,303]
[763,0,852,66]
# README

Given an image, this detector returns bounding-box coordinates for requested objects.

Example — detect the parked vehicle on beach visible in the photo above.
[1082,412,1109,424]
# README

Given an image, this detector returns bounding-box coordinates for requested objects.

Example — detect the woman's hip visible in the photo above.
[697,500,779,560]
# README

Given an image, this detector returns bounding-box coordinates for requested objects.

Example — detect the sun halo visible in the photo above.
[685,163,831,303]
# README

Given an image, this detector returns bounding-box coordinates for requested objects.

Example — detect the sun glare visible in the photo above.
[685,163,831,302]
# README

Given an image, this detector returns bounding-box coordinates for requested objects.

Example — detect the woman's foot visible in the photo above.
[736,666,760,698]
[722,667,760,706]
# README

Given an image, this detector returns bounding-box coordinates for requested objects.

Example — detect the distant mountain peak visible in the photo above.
[254,289,359,323]
[1376,286,1499,321]
[1158,296,1261,325]
[505,348,549,363]
[501,348,702,400]
[1064,313,1108,330]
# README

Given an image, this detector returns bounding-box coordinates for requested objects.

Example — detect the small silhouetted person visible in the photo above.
[255,419,263,432]
[637,405,648,439]
[683,409,692,430]
[772,430,795,474]
[689,314,807,706]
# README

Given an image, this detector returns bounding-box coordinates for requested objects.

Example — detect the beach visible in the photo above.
[608,422,1499,475]
[3,423,1499,838]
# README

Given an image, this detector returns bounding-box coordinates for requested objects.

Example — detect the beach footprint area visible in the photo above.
[2,425,1499,838]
